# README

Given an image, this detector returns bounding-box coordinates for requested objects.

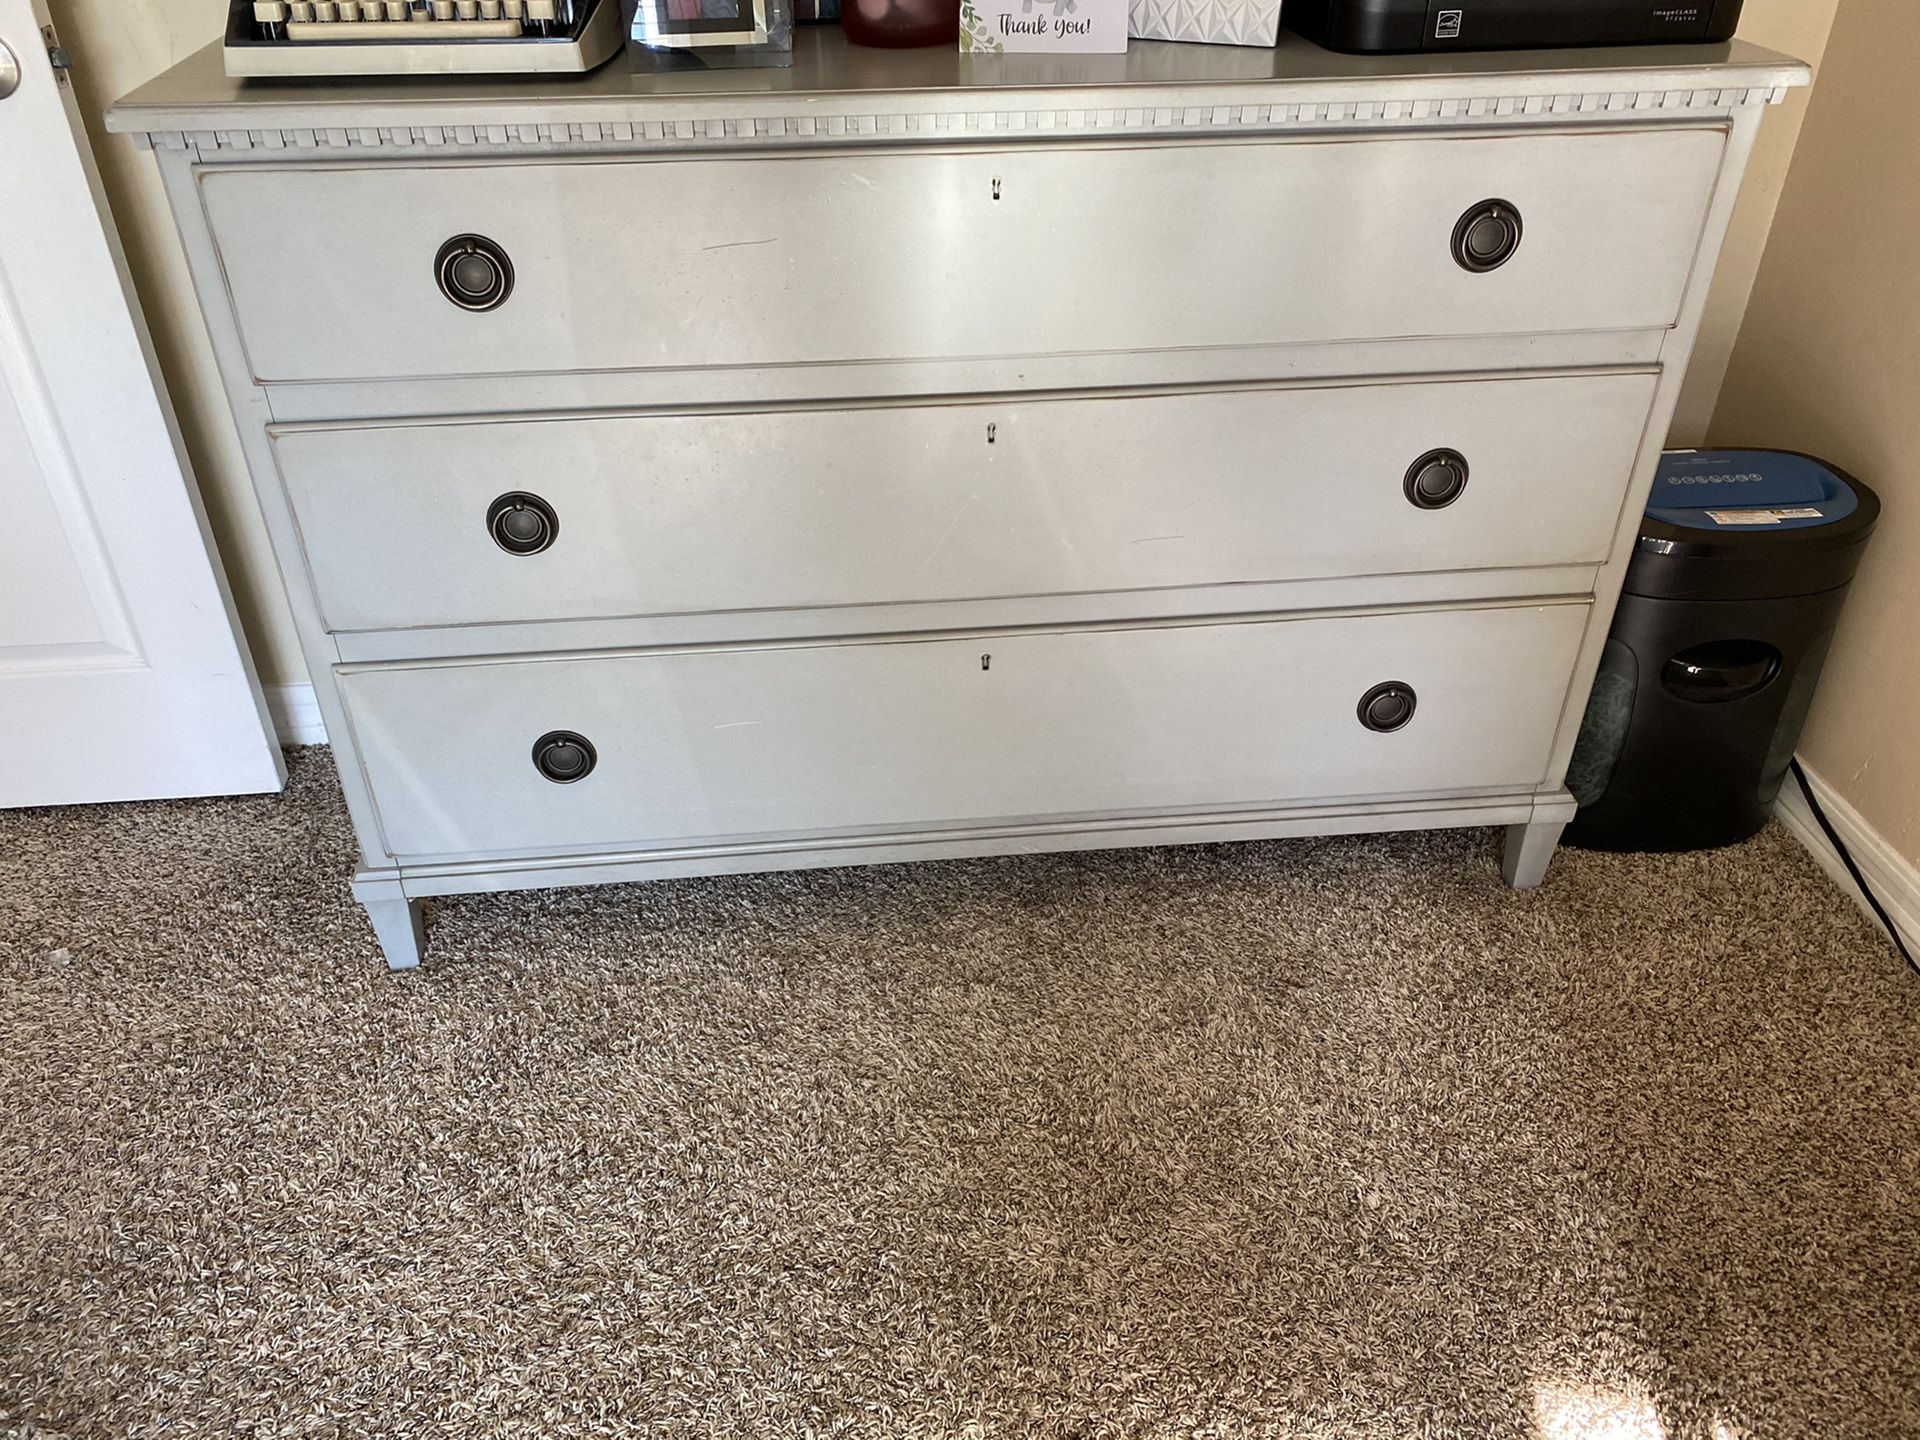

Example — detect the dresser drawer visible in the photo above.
[203,127,1723,384]
[340,602,1587,861]
[277,372,1653,633]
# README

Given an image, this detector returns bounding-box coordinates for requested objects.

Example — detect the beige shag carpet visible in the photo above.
[2,748,1917,1439]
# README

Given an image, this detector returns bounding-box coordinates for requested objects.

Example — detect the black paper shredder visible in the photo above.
[1564,449,1879,854]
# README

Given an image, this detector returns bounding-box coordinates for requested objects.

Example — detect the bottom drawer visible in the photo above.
[340,603,1589,862]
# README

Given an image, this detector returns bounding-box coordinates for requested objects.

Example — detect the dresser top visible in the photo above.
[109,27,1806,140]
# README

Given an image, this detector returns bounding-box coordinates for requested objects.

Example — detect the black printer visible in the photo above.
[1285,0,1745,52]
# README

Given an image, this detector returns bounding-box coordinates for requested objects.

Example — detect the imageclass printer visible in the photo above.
[1284,0,1746,53]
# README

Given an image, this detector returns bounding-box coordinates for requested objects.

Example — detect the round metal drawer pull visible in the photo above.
[486,491,558,556]
[532,731,597,784]
[1358,682,1418,734]
[1451,200,1523,273]
[1404,449,1470,510]
[435,233,514,311]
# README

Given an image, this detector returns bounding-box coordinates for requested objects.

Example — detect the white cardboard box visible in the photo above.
[1128,0,1281,46]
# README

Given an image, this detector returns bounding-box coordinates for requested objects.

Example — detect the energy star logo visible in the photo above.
[1435,8,1463,38]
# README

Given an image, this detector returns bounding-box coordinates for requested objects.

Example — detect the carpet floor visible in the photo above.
[1,748,1916,1439]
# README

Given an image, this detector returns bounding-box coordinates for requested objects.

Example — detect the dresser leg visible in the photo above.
[1501,816,1568,891]
[352,874,425,970]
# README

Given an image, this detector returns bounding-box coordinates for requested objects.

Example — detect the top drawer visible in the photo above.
[199,127,1725,385]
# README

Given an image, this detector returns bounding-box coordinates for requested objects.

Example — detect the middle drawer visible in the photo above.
[276,371,1653,633]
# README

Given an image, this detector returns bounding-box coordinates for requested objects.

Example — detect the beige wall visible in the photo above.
[56,0,1838,691]
[1668,0,1840,444]
[1711,0,1920,866]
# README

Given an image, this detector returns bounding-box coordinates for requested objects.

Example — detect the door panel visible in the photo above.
[0,0,280,806]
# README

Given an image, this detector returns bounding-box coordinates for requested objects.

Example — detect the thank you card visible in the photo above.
[961,0,1127,52]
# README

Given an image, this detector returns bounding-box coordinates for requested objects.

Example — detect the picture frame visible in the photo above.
[634,0,770,47]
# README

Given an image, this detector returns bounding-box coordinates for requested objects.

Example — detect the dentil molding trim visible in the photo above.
[130,80,1793,152]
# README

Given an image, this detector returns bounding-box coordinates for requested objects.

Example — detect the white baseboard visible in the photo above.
[1775,757,1920,954]
[264,682,328,747]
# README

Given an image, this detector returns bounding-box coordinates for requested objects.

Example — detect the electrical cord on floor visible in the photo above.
[1791,757,1917,976]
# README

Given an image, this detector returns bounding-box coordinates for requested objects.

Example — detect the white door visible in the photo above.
[0,0,281,807]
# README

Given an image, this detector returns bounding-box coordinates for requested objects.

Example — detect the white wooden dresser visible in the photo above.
[111,33,1807,968]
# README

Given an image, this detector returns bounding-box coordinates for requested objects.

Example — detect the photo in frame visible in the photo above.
[632,0,771,47]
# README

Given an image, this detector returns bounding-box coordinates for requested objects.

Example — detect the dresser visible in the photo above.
[110,33,1808,969]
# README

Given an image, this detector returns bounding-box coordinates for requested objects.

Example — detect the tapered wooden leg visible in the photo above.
[1501,819,1566,890]
[1501,793,1580,890]
[352,873,425,970]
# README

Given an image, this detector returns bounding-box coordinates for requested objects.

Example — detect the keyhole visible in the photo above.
[981,654,992,671]
[991,177,1002,201]
[987,423,997,445]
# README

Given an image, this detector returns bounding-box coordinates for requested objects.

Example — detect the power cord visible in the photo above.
[1790,757,1917,976]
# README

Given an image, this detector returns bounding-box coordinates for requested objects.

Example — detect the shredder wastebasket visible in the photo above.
[1564,448,1880,853]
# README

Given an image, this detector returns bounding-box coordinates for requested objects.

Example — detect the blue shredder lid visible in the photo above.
[1648,449,1861,531]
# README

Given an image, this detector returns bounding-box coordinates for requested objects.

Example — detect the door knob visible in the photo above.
[0,40,21,100]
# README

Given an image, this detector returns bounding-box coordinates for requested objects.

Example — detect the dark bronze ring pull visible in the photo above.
[487,491,557,556]
[1358,682,1418,733]
[532,731,596,784]
[436,234,513,311]
[1405,449,1469,510]
[1452,201,1523,273]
